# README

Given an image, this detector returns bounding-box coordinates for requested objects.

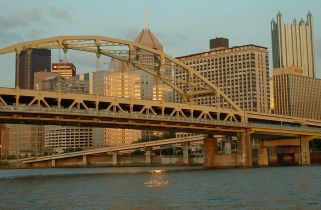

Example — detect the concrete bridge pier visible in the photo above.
[82,155,87,166]
[145,147,151,164]
[203,135,217,168]
[237,130,252,167]
[257,141,268,167]
[51,159,55,167]
[112,151,118,166]
[300,136,315,165]
[182,142,189,164]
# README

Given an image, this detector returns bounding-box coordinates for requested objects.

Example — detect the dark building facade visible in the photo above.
[16,49,51,89]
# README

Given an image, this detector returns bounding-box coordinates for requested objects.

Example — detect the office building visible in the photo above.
[271,12,316,78]
[273,66,321,120]
[16,49,51,89]
[176,38,270,113]
[45,126,93,153]
[51,61,76,79]
[134,27,165,100]
[7,124,45,158]
[0,125,9,159]
[104,61,142,146]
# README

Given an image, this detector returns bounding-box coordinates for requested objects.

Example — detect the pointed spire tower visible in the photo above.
[134,28,164,52]
[134,10,164,52]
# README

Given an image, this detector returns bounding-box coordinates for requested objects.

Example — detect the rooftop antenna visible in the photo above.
[144,8,149,30]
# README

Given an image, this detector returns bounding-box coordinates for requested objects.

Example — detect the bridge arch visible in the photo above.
[0,35,242,116]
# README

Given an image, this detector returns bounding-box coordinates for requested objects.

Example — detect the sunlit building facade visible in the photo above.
[51,61,76,79]
[176,38,270,113]
[273,66,321,120]
[7,124,44,158]
[271,12,315,78]
[104,61,142,146]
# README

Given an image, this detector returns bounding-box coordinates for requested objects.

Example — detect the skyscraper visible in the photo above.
[176,38,270,113]
[273,66,321,120]
[271,12,315,78]
[16,49,51,89]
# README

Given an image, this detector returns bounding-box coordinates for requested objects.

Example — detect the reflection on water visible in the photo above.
[0,166,320,209]
[144,169,169,188]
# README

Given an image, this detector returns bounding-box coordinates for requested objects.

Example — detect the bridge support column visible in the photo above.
[145,147,151,165]
[203,135,217,168]
[112,152,118,166]
[182,142,189,164]
[82,155,87,166]
[257,141,268,167]
[237,130,252,167]
[51,159,55,167]
[300,136,315,165]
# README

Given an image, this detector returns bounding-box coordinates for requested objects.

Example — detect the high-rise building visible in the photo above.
[104,62,142,146]
[77,71,108,147]
[16,49,51,89]
[134,27,174,139]
[271,12,315,78]
[273,66,321,120]
[51,61,76,79]
[134,27,165,101]
[176,38,270,113]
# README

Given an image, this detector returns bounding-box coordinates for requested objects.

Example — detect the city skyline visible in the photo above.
[0,0,321,87]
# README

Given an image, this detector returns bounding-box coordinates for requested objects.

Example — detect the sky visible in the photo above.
[0,0,321,88]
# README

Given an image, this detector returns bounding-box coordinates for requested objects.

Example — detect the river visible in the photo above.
[0,166,320,209]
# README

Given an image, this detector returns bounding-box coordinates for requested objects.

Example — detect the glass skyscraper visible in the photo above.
[271,12,315,78]
[16,49,51,89]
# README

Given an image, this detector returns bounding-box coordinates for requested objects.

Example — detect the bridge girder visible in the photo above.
[0,35,243,116]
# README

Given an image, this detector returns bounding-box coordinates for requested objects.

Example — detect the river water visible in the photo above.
[0,166,320,210]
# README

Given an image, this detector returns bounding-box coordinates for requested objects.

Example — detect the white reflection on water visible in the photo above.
[144,169,169,188]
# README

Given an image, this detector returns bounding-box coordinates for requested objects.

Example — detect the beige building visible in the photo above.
[7,124,44,158]
[271,12,315,78]
[78,69,142,146]
[104,63,142,146]
[273,66,321,120]
[0,125,9,159]
[45,126,93,153]
[34,71,59,90]
[176,38,270,113]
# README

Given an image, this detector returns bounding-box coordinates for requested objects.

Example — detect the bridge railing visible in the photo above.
[1,103,321,135]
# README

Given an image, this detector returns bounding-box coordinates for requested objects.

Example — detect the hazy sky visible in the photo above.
[0,0,321,87]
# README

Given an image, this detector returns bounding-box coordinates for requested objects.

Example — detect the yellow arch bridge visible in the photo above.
[0,36,320,168]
